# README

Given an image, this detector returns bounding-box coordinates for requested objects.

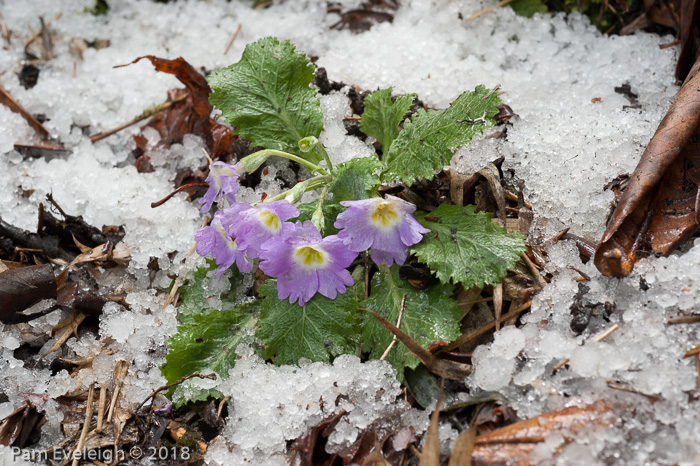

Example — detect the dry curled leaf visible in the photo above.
[595,57,700,277]
[0,264,57,323]
[122,56,236,165]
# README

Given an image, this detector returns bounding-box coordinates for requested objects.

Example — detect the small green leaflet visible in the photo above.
[411,204,526,288]
[161,302,260,406]
[329,155,383,202]
[382,85,501,185]
[257,280,361,366]
[208,37,323,163]
[509,0,548,17]
[296,199,344,235]
[360,88,415,152]
[360,265,461,381]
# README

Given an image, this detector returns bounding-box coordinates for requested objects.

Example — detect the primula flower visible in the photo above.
[259,221,357,306]
[194,213,251,277]
[199,161,241,213]
[334,195,429,266]
[221,200,300,257]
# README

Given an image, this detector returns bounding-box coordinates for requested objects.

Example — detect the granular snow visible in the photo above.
[0,0,692,464]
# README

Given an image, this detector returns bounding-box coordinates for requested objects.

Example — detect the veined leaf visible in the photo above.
[360,88,415,152]
[161,301,260,406]
[360,265,461,381]
[176,259,249,324]
[412,204,526,288]
[382,86,501,184]
[257,279,362,366]
[208,37,323,163]
[329,155,383,202]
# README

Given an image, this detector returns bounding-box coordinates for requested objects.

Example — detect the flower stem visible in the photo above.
[241,149,330,176]
[314,142,334,171]
[264,175,332,203]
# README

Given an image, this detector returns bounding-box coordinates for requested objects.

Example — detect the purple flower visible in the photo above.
[259,221,357,306]
[195,213,251,277]
[199,161,241,213]
[334,195,429,266]
[221,200,300,257]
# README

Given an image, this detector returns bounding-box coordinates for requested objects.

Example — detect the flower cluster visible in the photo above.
[195,162,428,305]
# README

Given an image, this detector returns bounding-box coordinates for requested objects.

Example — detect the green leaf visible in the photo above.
[382,85,501,185]
[176,259,249,324]
[296,199,344,235]
[257,279,361,365]
[360,88,415,152]
[361,265,461,381]
[208,37,323,163]
[411,204,526,288]
[161,301,260,406]
[329,155,383,202]
[509,0,548,17]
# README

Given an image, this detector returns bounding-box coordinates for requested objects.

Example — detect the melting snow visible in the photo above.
[0,0,695,464]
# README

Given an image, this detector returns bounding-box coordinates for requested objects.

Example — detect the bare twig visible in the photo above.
[224,24,242,55]
[380,294,406,360]
[89,93,188,143]
[151,183,208,208]
[667,315,700,325]
[523,253,548,289]
[439,300,532,353]
[71,383,95,466]
[606,379,659,401]
[493,282,503,331]
[683,345,700,359]
[554,324,620,372]
[95,385,107,433]
[464,0,516,22]
[137,372,217,413]
[106,360,129,424]
[659,40,681,50]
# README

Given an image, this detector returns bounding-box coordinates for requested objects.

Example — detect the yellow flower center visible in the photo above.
[294,246,327,269]
[370,201,399,229]
[258,211,281,233]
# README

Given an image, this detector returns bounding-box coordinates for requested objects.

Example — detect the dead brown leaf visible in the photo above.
[471,401,612,466]
[595,56,700,277]
[0,264,57,323]
[121,56,236,167]
[675,0,700,80]
[36,312,87,364]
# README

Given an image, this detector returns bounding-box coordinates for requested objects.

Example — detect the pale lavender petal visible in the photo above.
[198,161,240,213]
[259,240,295,277]
[264,200,300,221]
[370,248,408,267]
[323,235,359,267]
[317,268,353,300]
[397,215,430,246]
[335,205,375,251]
[335,196,425,261]
[285,221,322,245]
[371,229,408,255]
[194,225,218,256]
[280,267,318,306]
[385,194,417,213]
